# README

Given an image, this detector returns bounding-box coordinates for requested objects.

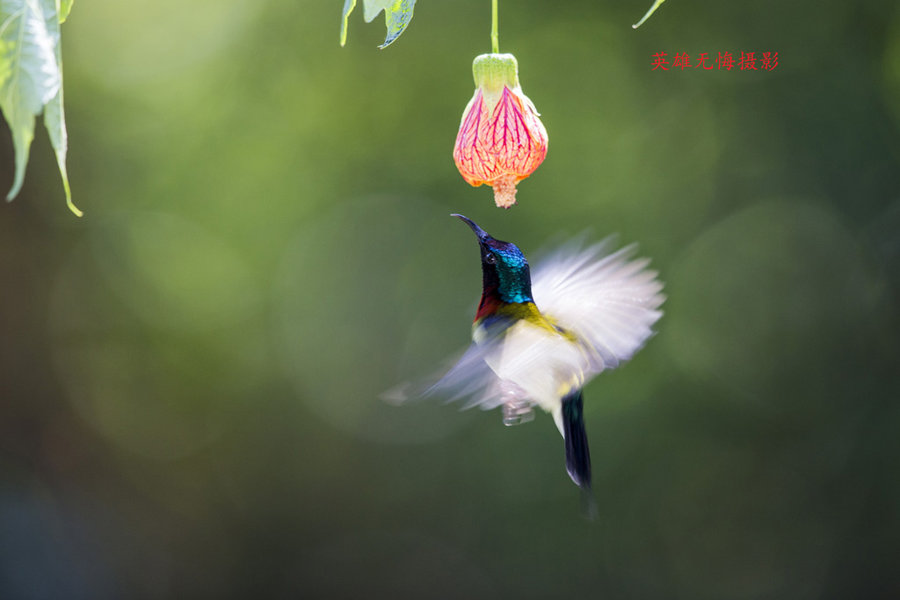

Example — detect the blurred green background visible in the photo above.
[2,0,899,597]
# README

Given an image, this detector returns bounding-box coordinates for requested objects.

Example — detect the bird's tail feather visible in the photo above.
[562,388,592,491]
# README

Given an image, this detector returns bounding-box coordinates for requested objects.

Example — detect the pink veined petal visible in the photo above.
[486,87,547,179]
[455,90,497,185]
[453,85,548,207]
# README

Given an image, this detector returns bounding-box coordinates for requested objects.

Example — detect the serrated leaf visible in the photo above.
[339,0,356,46]
[340,0,416,49]
[41,0,78,215]
[43,85,76,215]
[0,0,80,215]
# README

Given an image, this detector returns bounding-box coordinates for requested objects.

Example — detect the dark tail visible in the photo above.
[562,388,592,491]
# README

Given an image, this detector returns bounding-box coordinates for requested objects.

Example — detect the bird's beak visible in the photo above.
[451,214,490,242]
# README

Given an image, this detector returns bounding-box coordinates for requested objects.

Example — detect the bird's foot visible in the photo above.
[502,400,535,426]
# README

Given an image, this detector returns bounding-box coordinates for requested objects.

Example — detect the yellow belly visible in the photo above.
[476,316,586,414]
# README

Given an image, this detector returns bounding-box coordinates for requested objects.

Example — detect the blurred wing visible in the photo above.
[531,238,665,374]
[381,340,515,411]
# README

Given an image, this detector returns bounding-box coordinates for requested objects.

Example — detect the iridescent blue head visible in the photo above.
[452,214,533,305]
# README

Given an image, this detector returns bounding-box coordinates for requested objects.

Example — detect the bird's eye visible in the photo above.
[484,253,497,265]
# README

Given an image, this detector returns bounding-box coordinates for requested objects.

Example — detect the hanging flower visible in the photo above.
[453,53,548,209]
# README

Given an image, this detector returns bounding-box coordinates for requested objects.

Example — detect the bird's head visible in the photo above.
[452,214,533,304]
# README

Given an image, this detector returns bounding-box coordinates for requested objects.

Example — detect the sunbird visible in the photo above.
[390,215,664,495]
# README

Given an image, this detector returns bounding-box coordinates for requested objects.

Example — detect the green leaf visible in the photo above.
[0,0,80,215]
[340,0,416,49]
[41,0,78,215]
[58,0,71,23]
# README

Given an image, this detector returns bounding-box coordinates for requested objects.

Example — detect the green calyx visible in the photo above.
[472,53,520,94]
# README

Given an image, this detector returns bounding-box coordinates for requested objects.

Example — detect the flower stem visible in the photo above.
[491,0,499,53]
